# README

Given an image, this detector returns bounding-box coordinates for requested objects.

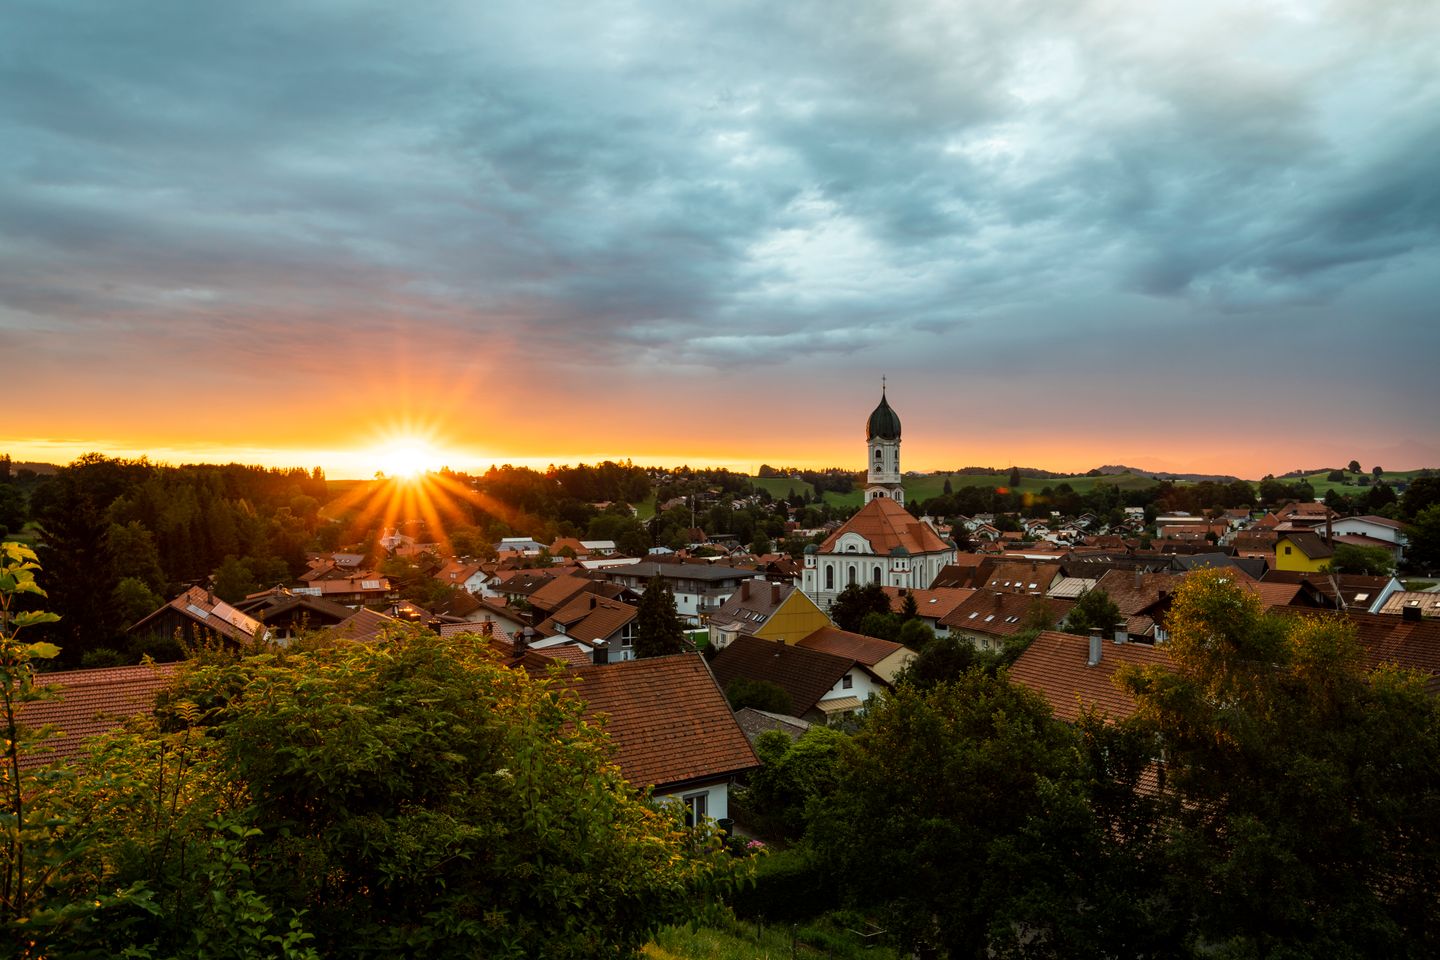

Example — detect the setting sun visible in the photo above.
[375,439,441,480]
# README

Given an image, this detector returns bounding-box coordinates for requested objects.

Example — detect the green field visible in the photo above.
[1286,468,1429,498]
[751,470,1159,509]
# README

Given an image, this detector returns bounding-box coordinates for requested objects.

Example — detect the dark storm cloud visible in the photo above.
[2,0,1437,382]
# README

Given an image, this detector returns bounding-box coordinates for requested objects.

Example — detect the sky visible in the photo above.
[3,0,1438,479]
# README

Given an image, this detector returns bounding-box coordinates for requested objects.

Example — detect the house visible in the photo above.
[939,591,1075,652]
[710,634,887,724]
[880,586,975,634]
[233,587,354,642]
[794,626,916,683]
[707,580,830,649]
[1341,612,1440,694]
[129,586,267,648]
[1260,571,1403,614]
[930,555,988,589]
[561,654,759,824]
[15,662,181,769]
[525,573,628,622]
[1275,532,1336,572]
[1092,569,1188,638]
[977,560,1062,595]
[1330,515,1409,565]
[433,560,488,594]
[291,576,392,605]
[327,607,407,644]
[534,594,639,661]
[1009,629,1171,723]
[733,707,812,745]
[598,561,756,624]
[1376,592,1440,619]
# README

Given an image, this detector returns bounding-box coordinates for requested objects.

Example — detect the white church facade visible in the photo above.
[801,389,956,610]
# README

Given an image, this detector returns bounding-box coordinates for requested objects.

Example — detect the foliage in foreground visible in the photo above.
[2,546,742,958]
[645,910,901,960]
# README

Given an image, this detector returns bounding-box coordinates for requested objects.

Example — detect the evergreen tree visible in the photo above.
[634,576,685,658]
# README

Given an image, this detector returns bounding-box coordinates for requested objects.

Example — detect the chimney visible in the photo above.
[1325,511,1333,546]
[589,595,597,609]
[741,580,751,601]
[481,619,494,637]
[1402,604,1422,622]
[1088,628,1103,667]
[593,642,609,665]
[1113,622,1128,644]
[514,625,534,659]
[1134,568,1143,589]
[771,582,781,604]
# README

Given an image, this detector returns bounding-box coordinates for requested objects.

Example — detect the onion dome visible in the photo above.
[866,391,901,441]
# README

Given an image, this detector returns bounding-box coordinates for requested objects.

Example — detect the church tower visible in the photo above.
[865,383,903,504]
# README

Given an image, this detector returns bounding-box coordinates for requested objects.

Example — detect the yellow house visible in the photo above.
[1275,532,1334,573]
[707,580,831,649]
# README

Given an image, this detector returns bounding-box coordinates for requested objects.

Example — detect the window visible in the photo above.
[682,791,709,827]
[825,565,835,590]
[847,566,857,586]
[872,565,881,583]
[1284,546,1292,555]
[874,448,882,461]
[842,674,853,689]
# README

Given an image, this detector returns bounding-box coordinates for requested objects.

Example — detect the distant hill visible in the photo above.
[2,460,59,476]
[1093,464,1242,483]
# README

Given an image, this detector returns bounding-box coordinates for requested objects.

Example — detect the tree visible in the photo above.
[1064,588,1123,637]
[1405,504,1440,574]
[21,628,743,958]
[0,485,23,538]
[1401,476,1440,520]
[810,673,1115,957]
[857,610,901,641]
[1121,570,1440,954]
[829,583,891,633]
[1326,543,1395,576]
[1348,459,1362,474]
[744,727,847,839]
[634,576,685,658]
[749,533,771,555]
[896,617,935,651]
[1007,466,1022,488]
[1373,465,1385,477]
[725,677,793,714]
[211,555,259,604]
[1326,469,1345,482]
[110,576,162,631]
[896,634,978,688]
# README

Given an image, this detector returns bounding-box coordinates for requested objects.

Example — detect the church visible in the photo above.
[801,389,957,610]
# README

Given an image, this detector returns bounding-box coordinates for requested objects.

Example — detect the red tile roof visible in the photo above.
[796,626,904,666]
[18,663,181,768]
[818,497,952,555]
[1008,631,1171,723]
[536,594,636,645]
[565,654,759,789]
[881,586,974,621]
[939,591,1075,637]
[980,561,1061,594]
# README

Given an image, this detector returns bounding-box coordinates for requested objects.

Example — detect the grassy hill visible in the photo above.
[752,470,1160,509]
[1287,468,1429,498]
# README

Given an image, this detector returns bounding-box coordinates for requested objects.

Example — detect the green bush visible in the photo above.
[729,846,836,922]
